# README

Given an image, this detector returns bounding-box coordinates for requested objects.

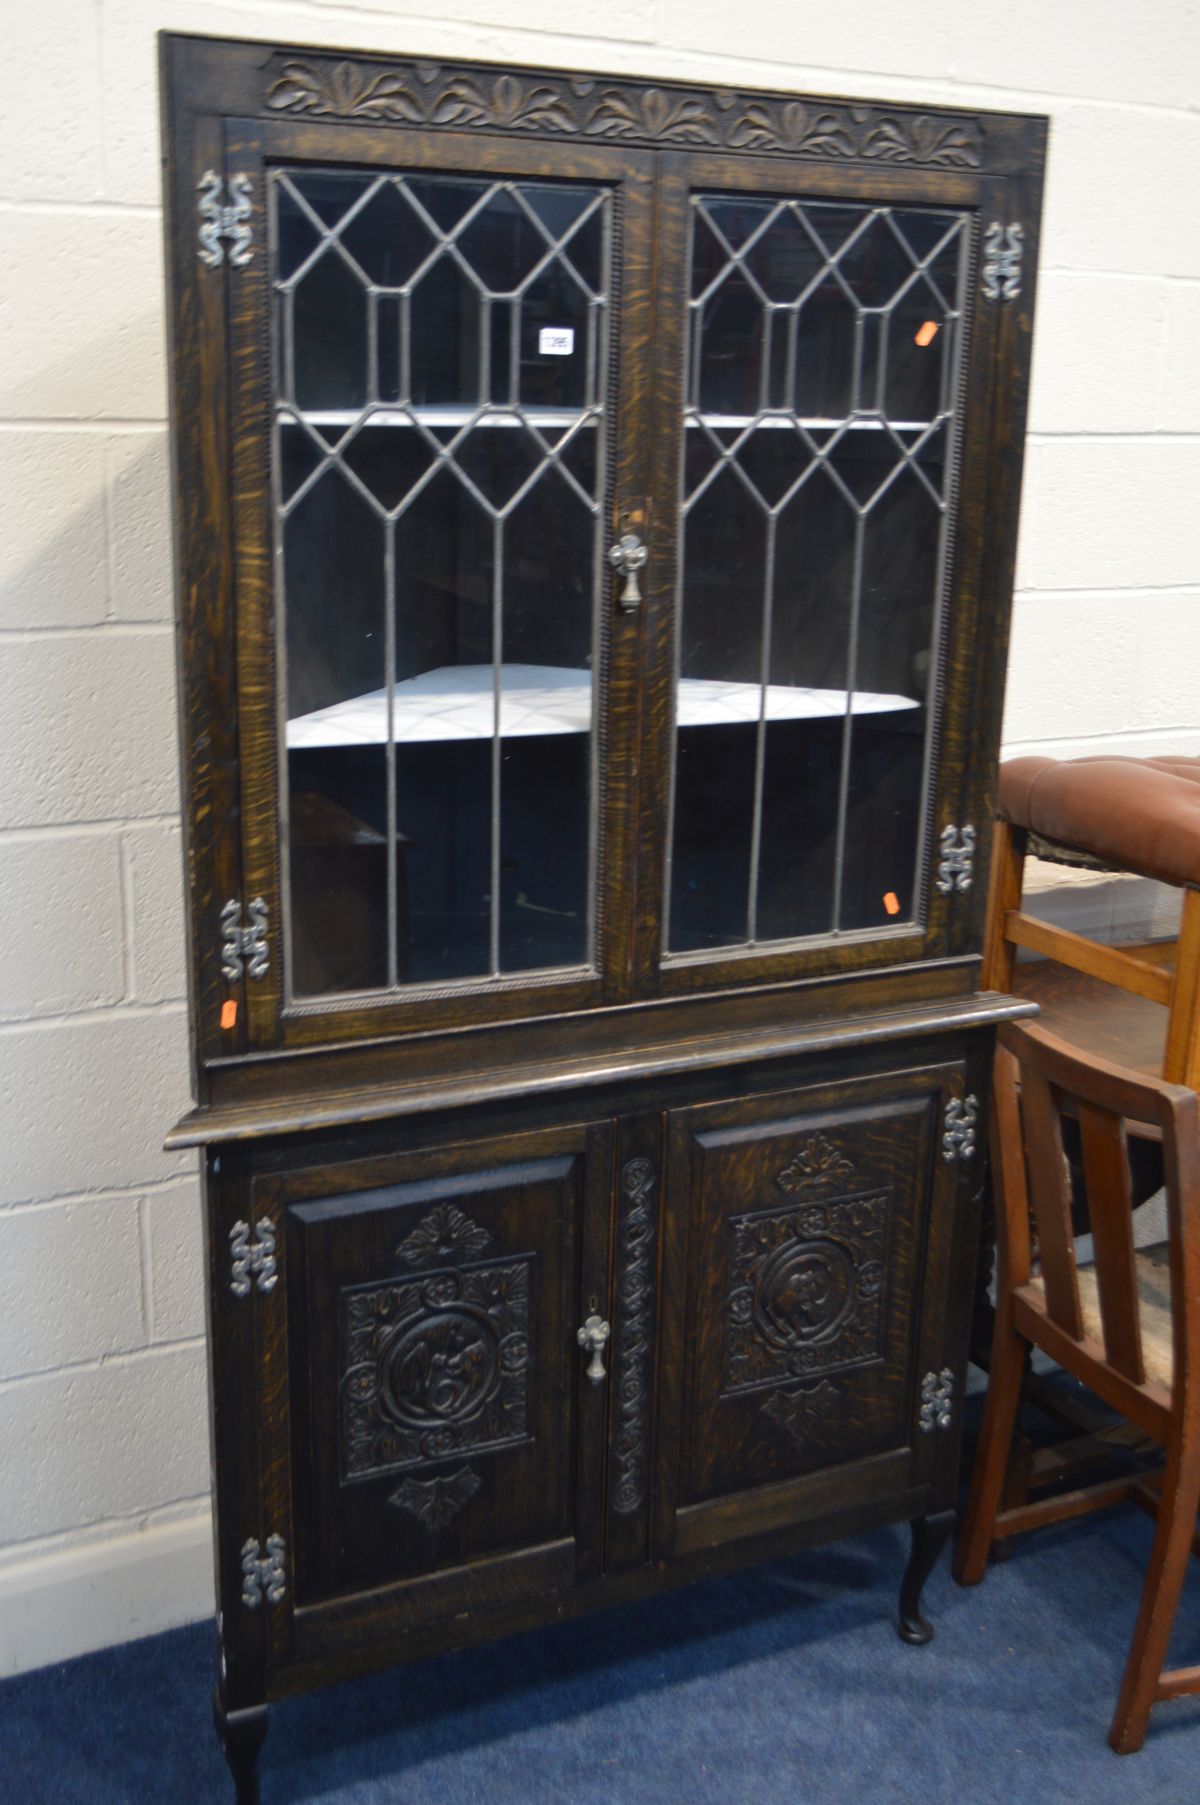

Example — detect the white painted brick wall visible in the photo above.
[0,834,126,1019]
[0,630,179,826]
[106,433,174,623]
[123,822,187,1003]
[0,213,167,420]
[0,1198,146,1378]
[0,1344,208,1543]
[1160,285,1200,432]
[0,1011,193,1202]
[143,1177,206,1344]
[1026,273,1166,436]
[0,0,1196,1672]
[1016,441,1200,594]
[0,434,111,629]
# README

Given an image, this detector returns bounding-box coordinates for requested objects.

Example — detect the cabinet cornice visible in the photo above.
[260,53,987,169]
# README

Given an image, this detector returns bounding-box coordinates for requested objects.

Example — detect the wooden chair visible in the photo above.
[955,1019,1200,1753]
[976,755,1200,1496]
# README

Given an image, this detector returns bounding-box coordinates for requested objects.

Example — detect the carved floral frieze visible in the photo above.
[265,58,982,168]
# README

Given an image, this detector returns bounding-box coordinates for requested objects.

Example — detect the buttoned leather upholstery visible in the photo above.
[997,756,1200,891]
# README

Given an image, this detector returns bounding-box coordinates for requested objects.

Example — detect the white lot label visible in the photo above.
[538,327,575,356]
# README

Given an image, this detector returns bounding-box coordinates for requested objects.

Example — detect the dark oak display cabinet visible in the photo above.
[160,32,1045,1799]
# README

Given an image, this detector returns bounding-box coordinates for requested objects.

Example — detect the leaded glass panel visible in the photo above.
[271,169,611,998]
[667,196,970,955]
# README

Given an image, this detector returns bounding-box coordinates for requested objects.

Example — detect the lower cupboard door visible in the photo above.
[655,1061,966,1557]
[258,1120,612,1660]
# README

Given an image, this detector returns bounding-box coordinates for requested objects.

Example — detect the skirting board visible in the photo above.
[0,1509,213,1678]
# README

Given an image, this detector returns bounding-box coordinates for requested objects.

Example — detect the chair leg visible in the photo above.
[954,1306,1027,1586]
[991,1428,1034,1565]
[1108,1446,1200,1754]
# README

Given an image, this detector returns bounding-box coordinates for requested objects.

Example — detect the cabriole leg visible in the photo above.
[898,1509,955,1645]
[214,1691,269,1805]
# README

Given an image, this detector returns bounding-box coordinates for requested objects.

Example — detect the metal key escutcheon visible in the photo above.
[577,1314,611,1384]
[609,533,648,611]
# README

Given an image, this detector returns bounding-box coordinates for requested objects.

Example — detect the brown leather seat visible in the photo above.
[998,755,1200,890]
[984,755,1200,1089]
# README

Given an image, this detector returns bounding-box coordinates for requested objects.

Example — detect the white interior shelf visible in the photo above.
[279,409,941,433]
[286,663,919,748]
[686,414,941,433]
[280,406,597,430]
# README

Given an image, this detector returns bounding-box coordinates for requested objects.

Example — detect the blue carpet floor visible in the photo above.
[2,1497,1197,1805]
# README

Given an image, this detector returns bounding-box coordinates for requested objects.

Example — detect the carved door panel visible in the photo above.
[654,1060,968,1557]
[257,1119,612,1665]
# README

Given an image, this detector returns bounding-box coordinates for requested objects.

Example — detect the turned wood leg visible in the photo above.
[898,1509,955,1645]
[214,1691,269,1805]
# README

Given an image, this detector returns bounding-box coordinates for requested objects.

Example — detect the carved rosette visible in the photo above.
[340,1251,531,1482]
[395,1202,492,1267]
[775,1133,855,1196]
[264,58,982,168]
[610,1157,657,1517]
[723,1190,890,1396]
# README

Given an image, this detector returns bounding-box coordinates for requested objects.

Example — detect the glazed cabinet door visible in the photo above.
[635,149,1039,998]
[204,114,655,1056]
[246,1119,613,1673]
[654,1060,973,1558]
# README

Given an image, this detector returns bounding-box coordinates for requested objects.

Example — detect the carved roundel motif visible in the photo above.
[340,1213,532,1482]
[380,1306,501,1429]
[754,1238,856,1349]
[723,1188,891,1395]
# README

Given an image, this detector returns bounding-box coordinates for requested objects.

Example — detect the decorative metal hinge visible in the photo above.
[935,823,976,895]
[919,1368,955,1433]
[220,897,269,981]
[229,1218,278,1297]
[240,1534,286,1608]
[197,171,253,268]
[981,221,1023,302]
[943,1095,979,1163]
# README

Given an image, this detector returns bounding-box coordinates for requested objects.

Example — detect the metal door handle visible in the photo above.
[608,533,648,611]
[577,1314,611,1384]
